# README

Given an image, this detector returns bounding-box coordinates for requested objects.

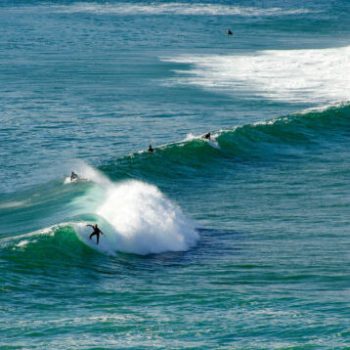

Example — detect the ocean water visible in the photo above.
[1,0,350,348]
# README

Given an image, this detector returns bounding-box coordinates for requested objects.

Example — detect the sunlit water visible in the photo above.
[1,1,350,348]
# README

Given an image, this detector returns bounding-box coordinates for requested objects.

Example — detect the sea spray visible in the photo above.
[72,177,199,255]
[64,161,112,187]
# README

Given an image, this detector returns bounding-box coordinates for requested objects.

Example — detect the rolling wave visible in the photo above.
[1,178,199,257]
[102,103,350,179]
[1,104,348,259]
[0,224,83,260]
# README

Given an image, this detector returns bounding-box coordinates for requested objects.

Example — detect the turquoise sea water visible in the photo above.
[1,1,350,348]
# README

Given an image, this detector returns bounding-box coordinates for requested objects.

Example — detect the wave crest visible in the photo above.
[54,3,313,17]
[93,180,198,255]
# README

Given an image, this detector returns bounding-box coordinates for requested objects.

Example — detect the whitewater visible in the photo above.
[1,0,350,349]
[2,165,198,256]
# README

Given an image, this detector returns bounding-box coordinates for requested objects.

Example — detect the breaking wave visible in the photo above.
[163,46,350,104]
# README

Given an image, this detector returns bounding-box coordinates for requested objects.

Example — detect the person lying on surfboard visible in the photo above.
[87,224,104,245]
[203,132,211,140]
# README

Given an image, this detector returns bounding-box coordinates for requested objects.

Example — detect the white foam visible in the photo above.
[64,162,111,187]
[53,3,313,17]
[3,169,198,256]
[75,180,199,255]
[0,200,28,209]
[185,132,220,149]
[163,46,350,104]
[15,240,30,248]
[0,225,58,248]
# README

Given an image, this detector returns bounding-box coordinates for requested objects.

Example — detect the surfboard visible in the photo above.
[64,177,89,184]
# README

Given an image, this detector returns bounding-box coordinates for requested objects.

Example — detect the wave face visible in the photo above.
[2,1,350,348]
[101,104,350,183]
[0,175,198,257]
[2,106,350,350]
[163,46,350,104]
[6,103,347,258]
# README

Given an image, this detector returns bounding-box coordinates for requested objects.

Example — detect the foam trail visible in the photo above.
[163,46,350,104]
[185,133,220,149]
[75,180,199,255]
[64,161,112,187]
[53,3,313,17]
[0,200,29,209]
[0,225,59,249]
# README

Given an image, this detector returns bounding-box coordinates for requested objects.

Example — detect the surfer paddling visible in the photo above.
[87,224,104,245]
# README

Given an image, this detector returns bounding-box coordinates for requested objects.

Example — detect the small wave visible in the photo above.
[217,103,350,158]
[0,224,61,250]
[163,45,350,104]
[53,3,313,17]
[102,103,350,180]
[0,223,96,264]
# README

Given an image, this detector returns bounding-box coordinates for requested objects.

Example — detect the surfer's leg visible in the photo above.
[89,232,95,240]
[96,234,100,245]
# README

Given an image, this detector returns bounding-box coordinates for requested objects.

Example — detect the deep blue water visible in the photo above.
[1,1,350,349]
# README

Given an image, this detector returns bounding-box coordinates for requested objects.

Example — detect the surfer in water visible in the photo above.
[87,224,104,245]
[70,171,79,181]
[227,29,233,36]
[148,144,154,153]
[203,132,211,140]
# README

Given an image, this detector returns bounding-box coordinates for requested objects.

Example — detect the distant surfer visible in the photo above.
[227,29,233,36]
[203,132,211,140]
[148,144,154,153]
[87,224,104,245]
[70,171,79,181]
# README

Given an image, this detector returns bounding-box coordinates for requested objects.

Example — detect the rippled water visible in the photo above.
[1,1,350,348]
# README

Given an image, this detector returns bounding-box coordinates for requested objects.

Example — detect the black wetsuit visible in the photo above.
[87,225,103,245]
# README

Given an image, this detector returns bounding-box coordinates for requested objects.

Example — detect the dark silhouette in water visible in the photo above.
[148,144,154,153]
[70,171,79,181]
[227,29,233,36]
[203,132,211,140]
[87,224,104,245]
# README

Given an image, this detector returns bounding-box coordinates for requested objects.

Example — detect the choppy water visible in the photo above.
[1,1,350,349]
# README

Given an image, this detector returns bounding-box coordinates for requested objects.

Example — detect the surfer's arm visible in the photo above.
[86,224,94,228]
